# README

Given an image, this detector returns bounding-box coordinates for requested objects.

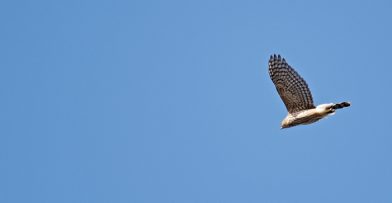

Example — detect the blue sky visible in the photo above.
[1,0,392,202]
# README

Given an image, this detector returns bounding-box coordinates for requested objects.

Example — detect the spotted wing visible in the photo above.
[268,54,315,113]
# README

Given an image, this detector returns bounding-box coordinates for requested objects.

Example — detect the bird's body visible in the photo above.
[268,54,350,129]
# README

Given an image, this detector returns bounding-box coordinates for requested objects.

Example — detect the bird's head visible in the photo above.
[281,120,291,129]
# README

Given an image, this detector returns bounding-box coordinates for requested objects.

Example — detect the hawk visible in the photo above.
[268,54,350,129]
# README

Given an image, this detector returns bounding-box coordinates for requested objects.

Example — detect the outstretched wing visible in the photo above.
[268,54,315,113]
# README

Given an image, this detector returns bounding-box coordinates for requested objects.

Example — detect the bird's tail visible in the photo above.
[332,102,351,110]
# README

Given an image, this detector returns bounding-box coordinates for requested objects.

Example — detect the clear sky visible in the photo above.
[1,0,392,202]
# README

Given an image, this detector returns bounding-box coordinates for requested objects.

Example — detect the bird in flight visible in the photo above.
[268,54,350,129]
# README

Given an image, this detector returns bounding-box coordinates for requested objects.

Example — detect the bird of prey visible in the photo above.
[268,54,350,129]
